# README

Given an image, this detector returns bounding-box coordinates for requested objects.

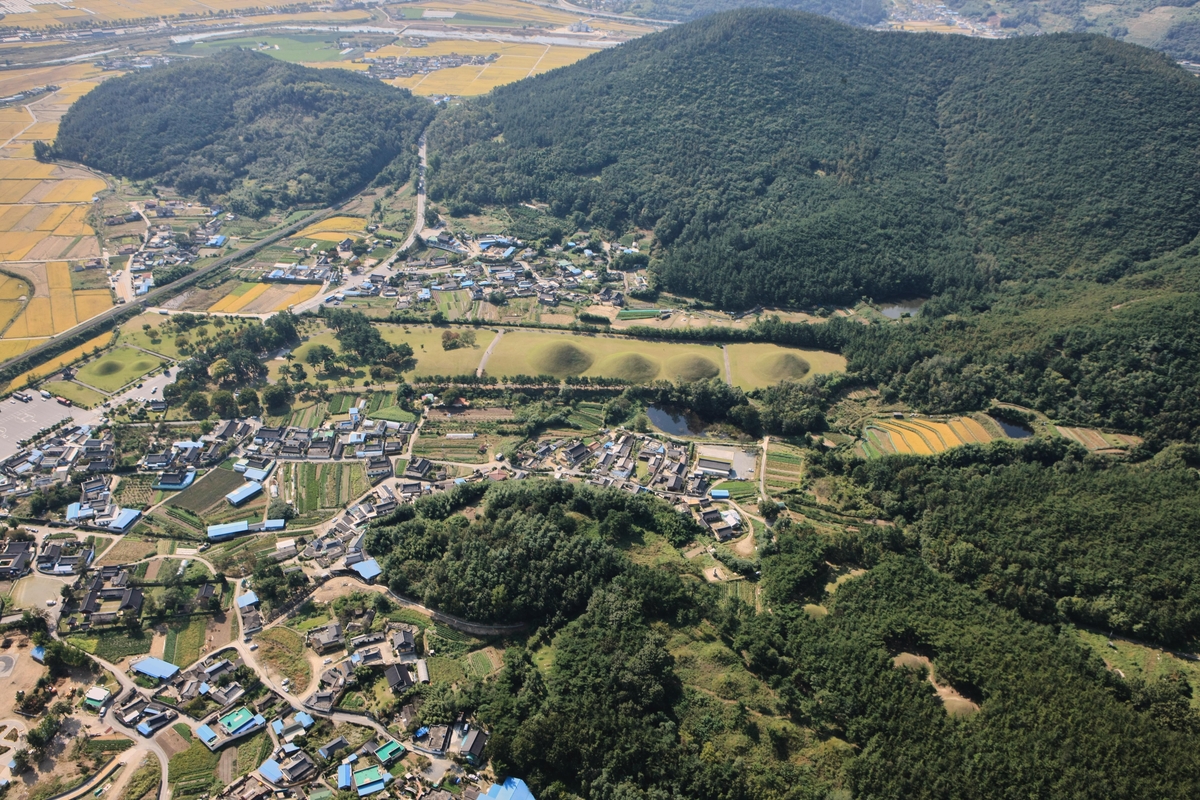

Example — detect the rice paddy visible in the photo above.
[0,68,114,351]
[386,41,595,96]
[861,416,995,458]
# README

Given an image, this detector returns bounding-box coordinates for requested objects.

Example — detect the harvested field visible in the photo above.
[96,536,158,566]
[209,282,270,313]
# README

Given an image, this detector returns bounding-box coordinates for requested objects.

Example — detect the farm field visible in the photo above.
[208,282,271,313]
[763,442,805,494]
[486,330,732,383]
[4,262,111,338]
[862,416,995,458]
[296,215,367,241]
[167,468,246,514]
[725,343,846,390]
[386,41,595,96]
[288,462,369,522]
[74,346,164,392]
[1056,426,1143,453]
[163,616,208,667]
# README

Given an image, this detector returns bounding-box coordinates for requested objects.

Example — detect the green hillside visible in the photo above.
[51,49,435,216]
[427,10,1200,308]
[570,0,885,24]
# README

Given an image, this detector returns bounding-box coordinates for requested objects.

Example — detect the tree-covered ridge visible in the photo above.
[427,10,1200,308]
[52,50,435,215]
[362,480,1200,798]
[571,0,885,25]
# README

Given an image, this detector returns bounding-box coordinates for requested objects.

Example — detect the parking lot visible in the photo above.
[0,396,74,461]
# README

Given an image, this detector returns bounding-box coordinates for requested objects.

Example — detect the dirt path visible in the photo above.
[759,436,769,498]
[100,749,153,800]
[722,345,732,385]
[476,328,504,377]
[218,747,236,783]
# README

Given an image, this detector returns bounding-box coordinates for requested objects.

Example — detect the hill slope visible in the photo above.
[52,50,435,215]
[428,11,1200,308]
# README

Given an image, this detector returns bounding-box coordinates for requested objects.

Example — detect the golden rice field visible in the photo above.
[0,0,326,28]
[1,331,114,392]
[2,263,111,338]
[272,283,322,311]
[862,417,995,458]
[296,216,367,243]
[386,42,595,96]
[209,282,269,313]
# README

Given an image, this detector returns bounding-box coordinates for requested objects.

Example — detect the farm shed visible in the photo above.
[226,481,263,506]
[209,520,250,540]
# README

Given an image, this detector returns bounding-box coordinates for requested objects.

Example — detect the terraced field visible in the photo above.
[861,416,995,458]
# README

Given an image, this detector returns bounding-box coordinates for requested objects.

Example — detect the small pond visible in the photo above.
[647,405,705,437]
[992,417,1034,439]
[879,299,928,319]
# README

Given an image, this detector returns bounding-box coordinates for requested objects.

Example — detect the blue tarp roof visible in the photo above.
[259,759,284,784]
[351,559,382,581]
[485,778,537,800]
[131,657,179,680]
[237,591,259,608]
[710,489,730,499]
[208,520,249,540]
[196,724,217,744]
[226,482,262,506]
[136,722,153,736]
[31,645,45,663]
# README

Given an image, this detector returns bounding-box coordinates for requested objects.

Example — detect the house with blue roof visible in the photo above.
[485,778,536,800]
[350,559,382,583]
[236,591,259,609]
[131,657,180,682]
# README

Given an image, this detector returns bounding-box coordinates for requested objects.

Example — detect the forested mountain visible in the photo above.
[364,480,1200,799]
[428,10,1200,308]
[570,0,885,25]
[51,50,434,215]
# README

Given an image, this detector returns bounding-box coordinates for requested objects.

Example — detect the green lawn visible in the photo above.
[40,379,107,407]
[75,346,165,392]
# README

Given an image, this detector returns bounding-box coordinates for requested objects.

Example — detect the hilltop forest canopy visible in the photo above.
[50,49,435,216]
[570,0,885,25]
[427,10,1200,309]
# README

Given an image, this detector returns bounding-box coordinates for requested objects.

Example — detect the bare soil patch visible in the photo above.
[143,559,162,581]
[67,237,101,259]
[22,235,74,260]
[893,652,980,717]
[218,747,236,783]
[155,727,189,759]
[0,636,43,719]
[729,531,756,558]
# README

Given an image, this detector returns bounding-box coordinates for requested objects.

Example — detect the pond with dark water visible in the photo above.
[879,299,927,319]
[992,417,1034,439]
[647,405,705,436]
